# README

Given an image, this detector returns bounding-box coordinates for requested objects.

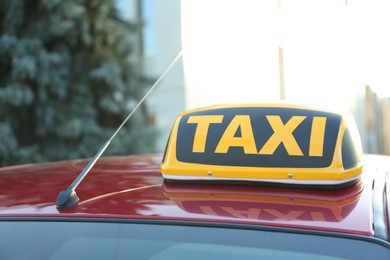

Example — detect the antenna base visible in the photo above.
[56,189,79,210]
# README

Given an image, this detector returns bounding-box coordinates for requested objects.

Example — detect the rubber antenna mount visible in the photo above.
[56,189,79,210]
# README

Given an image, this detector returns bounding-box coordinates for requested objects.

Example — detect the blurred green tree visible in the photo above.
[0,0,156,166]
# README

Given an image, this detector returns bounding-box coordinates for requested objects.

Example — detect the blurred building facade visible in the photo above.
[120,0,185,152]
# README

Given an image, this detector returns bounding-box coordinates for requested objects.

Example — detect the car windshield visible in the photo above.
[1,220,389,260]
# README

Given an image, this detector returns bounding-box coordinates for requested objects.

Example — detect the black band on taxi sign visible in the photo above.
[176,108,341,168]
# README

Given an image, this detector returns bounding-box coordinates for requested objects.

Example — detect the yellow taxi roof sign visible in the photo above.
[160,104,363,187]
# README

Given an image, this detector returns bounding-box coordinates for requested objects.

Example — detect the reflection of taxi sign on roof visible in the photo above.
[161,104,363,187]
[163,181,363,222]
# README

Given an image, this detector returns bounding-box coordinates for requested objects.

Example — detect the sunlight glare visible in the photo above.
[181,0,390,109]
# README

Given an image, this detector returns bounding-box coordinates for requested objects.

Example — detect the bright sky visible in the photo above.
[181,0,390,109]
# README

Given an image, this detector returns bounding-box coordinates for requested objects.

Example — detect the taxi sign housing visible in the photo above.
[160,104,363,187]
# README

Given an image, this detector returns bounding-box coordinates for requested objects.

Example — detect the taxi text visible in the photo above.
[187,115,327,157]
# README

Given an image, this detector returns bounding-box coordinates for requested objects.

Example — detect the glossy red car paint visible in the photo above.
[0,154,388,238]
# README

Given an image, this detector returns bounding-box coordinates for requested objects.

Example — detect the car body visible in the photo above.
[1,104,390,259]
[0,153,389,259]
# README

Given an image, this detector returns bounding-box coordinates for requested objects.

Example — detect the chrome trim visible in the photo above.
[373,169,389,240]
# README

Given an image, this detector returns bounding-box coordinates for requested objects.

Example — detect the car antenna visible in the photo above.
[56,49,183,210]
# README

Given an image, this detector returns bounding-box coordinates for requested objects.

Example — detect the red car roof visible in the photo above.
[0,154,388,238]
